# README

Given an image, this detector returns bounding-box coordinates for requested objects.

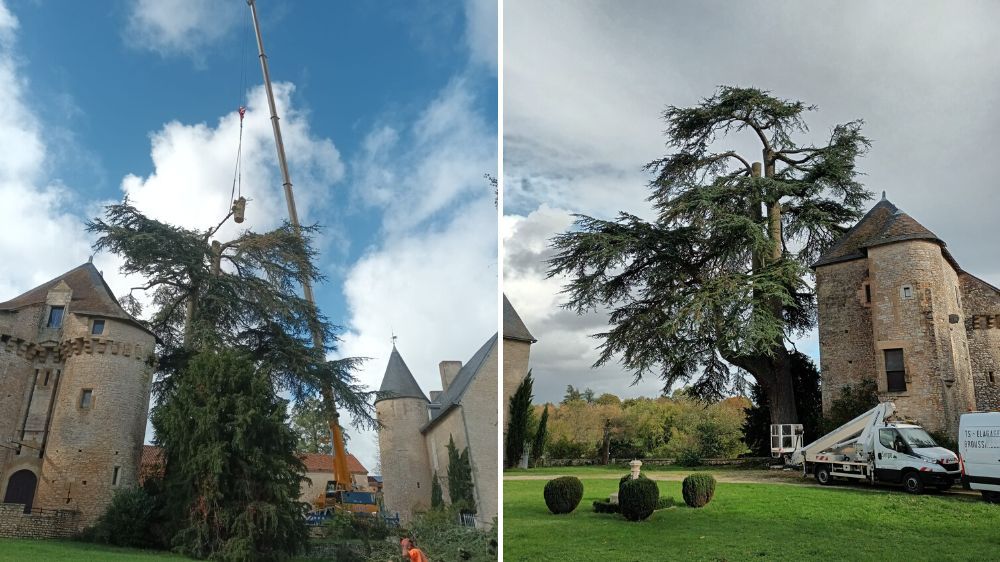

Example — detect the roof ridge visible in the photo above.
[813,198,943,268]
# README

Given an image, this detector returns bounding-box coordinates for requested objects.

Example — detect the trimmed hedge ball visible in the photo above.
[682,473,716,508]
[544,476,584,514]
[618,476,659,521]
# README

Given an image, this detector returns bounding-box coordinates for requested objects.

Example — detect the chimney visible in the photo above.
[439,361,462,392]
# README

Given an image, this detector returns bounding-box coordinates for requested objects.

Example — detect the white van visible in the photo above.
[959,412,1000,503]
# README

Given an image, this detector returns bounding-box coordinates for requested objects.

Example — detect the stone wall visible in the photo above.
[375,397,432,525]
[961,273,1000,411]
[0,503,80,539]
[457,342,498,526]
[815,258,877,412]
[867,241,975,435]
[32,316,154,526]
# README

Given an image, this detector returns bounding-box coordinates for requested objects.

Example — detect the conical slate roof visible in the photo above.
[813,197,958,269]
[0,262,153,335]
[503,294,536,343]
[374,345,428,403]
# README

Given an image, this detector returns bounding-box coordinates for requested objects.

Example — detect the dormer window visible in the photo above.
[47,306,64,328]
[92,319,105,335]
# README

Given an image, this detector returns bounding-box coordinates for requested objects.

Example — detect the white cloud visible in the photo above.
[121,82,344,244]
[353,79,496,234]
[125,0,241,59]
[338,78,498,470]
[339,199,497,469]
[464,0,497,72]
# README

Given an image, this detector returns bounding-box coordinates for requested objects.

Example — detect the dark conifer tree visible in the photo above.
[446,436,476,513]
[505,371,534,467]
[531,405,549,466]
[153,349,308,561]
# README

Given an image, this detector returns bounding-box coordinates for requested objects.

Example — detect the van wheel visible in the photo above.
[815,465,834,485]
[983,491,1000,504]
[903,472,924,494]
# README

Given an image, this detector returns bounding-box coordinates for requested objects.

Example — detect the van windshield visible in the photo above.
[898,428,937,449]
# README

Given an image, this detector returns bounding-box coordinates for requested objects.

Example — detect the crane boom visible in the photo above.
[246,0,352,490]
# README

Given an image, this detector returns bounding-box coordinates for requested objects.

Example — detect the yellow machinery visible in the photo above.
[245,0,378,519]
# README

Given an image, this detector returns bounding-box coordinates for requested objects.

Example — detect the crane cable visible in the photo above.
[229,13,251,221]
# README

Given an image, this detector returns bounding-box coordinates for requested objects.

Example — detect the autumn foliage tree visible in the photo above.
[549,86,871,424]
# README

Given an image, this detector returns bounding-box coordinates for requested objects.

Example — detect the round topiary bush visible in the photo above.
[543,476,584,514]
[618,476,659,521]
[682,473,716,508]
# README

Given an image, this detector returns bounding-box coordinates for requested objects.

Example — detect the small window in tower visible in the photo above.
[47,306,64,328]
[865,284,872,303]
[92,319,105,335]
[80,389,93,409]
[112,466,121,486]
[884,349,906,392]
[901,285,914,300]
[989,371,996,384]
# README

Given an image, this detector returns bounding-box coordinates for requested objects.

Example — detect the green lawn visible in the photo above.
[0,539,191,561]
[504,468,1000,561]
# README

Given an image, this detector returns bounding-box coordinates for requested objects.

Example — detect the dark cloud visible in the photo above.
[504,0,1000,403]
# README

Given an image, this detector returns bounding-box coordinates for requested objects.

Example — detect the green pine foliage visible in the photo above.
[152,349,308,561]
[86,200,377,428]
[431,471,444,510]
[543,476,584,515]
[83,487,159,548]
[618,477,659,521]
[682,474,717,508]
[446,436,476,513]
[548,86,872,424]
[505,371,534,468]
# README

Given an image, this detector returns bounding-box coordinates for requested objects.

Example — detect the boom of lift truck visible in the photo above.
[771,402,960,494]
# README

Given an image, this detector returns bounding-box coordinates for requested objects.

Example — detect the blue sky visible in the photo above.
[0,0,498,469]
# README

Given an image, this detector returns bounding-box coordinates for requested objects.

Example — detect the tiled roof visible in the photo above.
[813,198,958,269]
[299,452,367,474]
[503,294,536,342]
[139,445,368,478]
[374,346,428,403]
[139,444,165,484]
[422,333,498,433]
[0,262,153,335]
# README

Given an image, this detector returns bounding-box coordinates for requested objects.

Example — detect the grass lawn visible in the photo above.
[0,539,191,561]
[504,467,1000,561]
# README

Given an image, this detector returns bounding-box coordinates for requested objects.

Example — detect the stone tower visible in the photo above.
[0,263,155,526]
[815,198,981,436]
[374,345,432,524]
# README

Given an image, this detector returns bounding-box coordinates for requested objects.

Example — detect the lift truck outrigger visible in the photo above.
[771,402,961,493]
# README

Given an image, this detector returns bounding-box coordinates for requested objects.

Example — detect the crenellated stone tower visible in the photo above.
[815,197,998,436]
[0,263,155,527]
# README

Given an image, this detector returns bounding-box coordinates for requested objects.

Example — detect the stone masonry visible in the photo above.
[815,198,998,436]
[0,263,155,530]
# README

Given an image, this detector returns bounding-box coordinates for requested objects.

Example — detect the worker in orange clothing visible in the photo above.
[401,537,429,562]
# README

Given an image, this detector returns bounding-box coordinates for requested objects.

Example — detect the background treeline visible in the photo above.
[540,389,750,464]
[525,352,894,465]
